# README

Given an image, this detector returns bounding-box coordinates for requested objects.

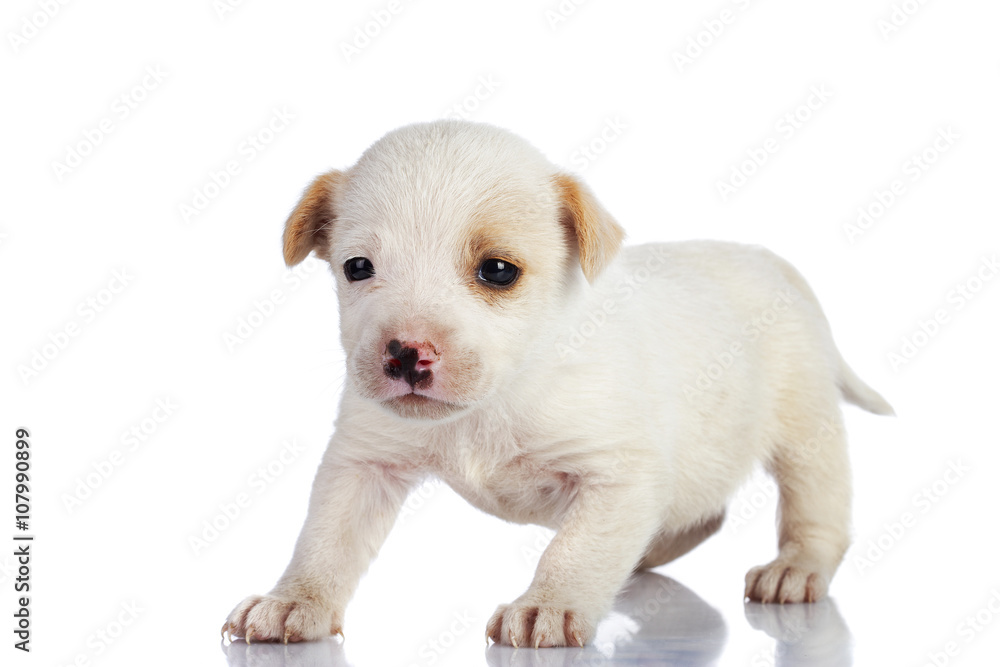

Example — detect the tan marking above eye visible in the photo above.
[464,229,525,271]
[458,215,531,304]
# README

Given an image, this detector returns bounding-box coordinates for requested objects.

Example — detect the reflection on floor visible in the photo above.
[481,572,728,666]
[222,571,852,666]
[743,595,852,667]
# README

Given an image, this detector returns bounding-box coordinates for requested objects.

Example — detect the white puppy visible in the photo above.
[222,120,892,648]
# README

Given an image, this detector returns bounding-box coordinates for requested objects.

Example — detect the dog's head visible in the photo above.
[282,121,624,421]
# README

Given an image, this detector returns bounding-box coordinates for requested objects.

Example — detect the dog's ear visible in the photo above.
[283,170,346,266]
[553,173,625,282]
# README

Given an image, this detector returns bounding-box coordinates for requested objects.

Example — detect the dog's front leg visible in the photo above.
[487,481,661,648]
[223,452,413,643]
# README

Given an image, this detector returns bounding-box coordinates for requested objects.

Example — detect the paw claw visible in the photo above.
[224,593,341,644]
[488,601,593,648]
[745,560,830,604]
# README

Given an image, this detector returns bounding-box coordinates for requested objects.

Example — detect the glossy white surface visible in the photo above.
[220,573,853,667]
[4,1,999,666]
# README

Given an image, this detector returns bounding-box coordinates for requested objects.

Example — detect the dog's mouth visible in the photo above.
[380,392,468,421]
[389,393,436,406]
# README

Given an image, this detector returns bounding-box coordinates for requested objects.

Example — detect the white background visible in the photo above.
[2,1,999,666]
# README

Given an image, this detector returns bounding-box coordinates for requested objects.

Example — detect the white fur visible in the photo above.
[223,120,892,648]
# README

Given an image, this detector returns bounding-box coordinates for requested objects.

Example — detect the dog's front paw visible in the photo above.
[745,560,830,604]
[486,602,594,648]
[222,593,341,644]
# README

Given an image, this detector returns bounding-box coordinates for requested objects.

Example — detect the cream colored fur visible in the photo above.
[222,120,892,648]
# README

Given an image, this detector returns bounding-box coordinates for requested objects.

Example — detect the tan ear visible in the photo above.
[282,170,346,266]
[553,173,625,282]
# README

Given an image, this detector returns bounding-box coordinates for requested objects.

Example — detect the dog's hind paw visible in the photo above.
[745,560,830,604]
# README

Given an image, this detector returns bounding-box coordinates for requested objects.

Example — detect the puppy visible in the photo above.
[222,120,892,648]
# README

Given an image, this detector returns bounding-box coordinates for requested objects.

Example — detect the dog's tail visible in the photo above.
[767,248,895,417]
[837,355,894,416]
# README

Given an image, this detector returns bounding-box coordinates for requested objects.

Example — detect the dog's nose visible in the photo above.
[384,340,437,388]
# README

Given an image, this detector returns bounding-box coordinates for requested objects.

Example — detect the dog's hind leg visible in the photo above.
[744,410,851,603]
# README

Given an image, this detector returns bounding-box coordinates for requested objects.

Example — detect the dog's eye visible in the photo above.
[344,257,375,282]
[478,258,519,286]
